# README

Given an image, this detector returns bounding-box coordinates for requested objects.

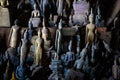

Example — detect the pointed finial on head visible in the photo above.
[98,6,100,15]
[58,19,62,29]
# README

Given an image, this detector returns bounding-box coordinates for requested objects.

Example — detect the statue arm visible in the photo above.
[55,30,58,49]
[85,26,88,44]
[95,28,97,43]
[38,11,40,17]
[8,27,13,46]
[31,11,34,17]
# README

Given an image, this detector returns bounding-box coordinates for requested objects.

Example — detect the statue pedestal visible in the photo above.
[0,7,10,27]
[31,18,41,27]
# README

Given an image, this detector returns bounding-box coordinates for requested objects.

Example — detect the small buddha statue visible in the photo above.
[85,9,97,45]
[35,29,44,66]
[64,40,75,66]
[55,19,63,55]
[95,6,105,27]
[42,19,52,52]
[31,3,40,18]
[15,30,30,80]
[20,29,30,66]
[8,19,21,48]
[31,3,41,27]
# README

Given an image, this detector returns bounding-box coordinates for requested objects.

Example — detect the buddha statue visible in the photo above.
[20,29,30,66]
[15,29,30,80]
[42,19,52,52]
[31,3,41,27]
[55,19,63,55]
[31,3,40,18]
[64,40,75,66]
[35,29,44,66]
[8,19,21,48]
[95,6,105,27]
[85,9,97,45]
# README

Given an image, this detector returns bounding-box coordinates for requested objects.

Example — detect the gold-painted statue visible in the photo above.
[35,29,44,66]
[8,19,21,48]
[85,9,97,45]
[42,18,52,52]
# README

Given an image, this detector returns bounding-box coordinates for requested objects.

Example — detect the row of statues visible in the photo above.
[0,0,104,27]
[0,0,120,80]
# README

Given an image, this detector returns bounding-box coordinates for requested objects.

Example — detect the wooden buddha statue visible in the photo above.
[42,19,52,52]
[8,19,21,48]
[20,29,30,66]
[85,9,97,45]
[55,19,63,55]
[31,3,40,18]
[31,3,41,27]
[35,29,44,66]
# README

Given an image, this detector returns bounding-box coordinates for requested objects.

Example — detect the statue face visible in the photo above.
[89,16,93,23]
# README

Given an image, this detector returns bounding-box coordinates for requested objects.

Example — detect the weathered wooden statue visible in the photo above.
[74,43,89,70]
[85,9,97,45]
[64,40,75,66]
[8,19,21,48]
[95,6,105,27]
[15,29,30,80]
[31,3,41,27]
[42,19,52,52]
[31,3,40,18]
[35,29,44,66]
[55,19,63,55]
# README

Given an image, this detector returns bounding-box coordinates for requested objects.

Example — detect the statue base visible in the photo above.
[0,7,10,27]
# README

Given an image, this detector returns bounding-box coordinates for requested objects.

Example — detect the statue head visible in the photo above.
[97,6,101,19]
[89,8,94,23]
[33,3,37,10]
[58,19,62,29]
[14,19,19,26]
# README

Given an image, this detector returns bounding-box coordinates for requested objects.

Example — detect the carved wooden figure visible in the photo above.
[35,29,44,66]
[31,3,41,27]
[42,19,52,52]
[55,19,63,55]
[85,9,97,45]
[8,19,21,48]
